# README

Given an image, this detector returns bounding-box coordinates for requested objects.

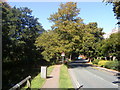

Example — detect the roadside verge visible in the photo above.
[59,64,73,88]
[89,63,120,75]
[23,65,54,88]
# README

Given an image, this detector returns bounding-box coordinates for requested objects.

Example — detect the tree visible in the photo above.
[103,0,120,31]
[2,2,13,62]
[35,31,60,61]
[95,32,120,61]
[103,0,120,19]
[80,22,104,60]
[103,32,120,60]
[103,0,120,60]
[2,3,44,63]
[35,2,105,61]
[48,2,85,58]
[2,2,44,89]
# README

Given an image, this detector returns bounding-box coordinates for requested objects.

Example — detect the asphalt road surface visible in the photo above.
[69,59,120,89]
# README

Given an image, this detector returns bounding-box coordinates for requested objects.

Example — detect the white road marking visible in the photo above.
[68,69,82,88]
[76,67,118,87]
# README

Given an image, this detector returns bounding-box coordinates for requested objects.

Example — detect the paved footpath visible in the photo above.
[42,65,61,88]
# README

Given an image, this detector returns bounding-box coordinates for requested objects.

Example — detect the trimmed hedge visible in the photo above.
[104,61,119,70]
[92,59,101,65]
[98,60,109,67]
[92,59,119,71]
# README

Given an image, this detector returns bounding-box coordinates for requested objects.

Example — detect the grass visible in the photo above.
[23,65,54,89]
[59,64,73,88]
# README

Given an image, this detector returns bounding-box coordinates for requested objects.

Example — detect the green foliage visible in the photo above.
[79,22,104,58]
[108,33,120,59]
[93,59,119,71]
[103,0,120,60]
[104,0,120,18]
[2,2,45,89]
[104,61,119,70]
[36,2,104,61]
[113,1,120,18]
[98,60,109,67]
[59,65,73,88]
[97,32,120,60]
[31,65,54,88]
[2,2,44,63]
[92,59,101,64]
[48,2,85,56]
[24,65,54,88]
[36,31,61,61]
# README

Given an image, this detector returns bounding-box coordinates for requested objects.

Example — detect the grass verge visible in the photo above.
[59,64,73,88]
[23,65,54,88]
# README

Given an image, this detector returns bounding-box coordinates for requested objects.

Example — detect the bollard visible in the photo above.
[41,66,47,78]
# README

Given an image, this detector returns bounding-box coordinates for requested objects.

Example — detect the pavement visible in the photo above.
[42,65,61,88]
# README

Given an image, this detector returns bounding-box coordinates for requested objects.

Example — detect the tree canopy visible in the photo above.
[2,2,44,63]
[35,2,104,61]
[103,0,120,19]
[2,2,45,89]
[97,32,120,60]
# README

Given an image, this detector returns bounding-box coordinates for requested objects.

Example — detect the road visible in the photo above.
[68,59,120,89]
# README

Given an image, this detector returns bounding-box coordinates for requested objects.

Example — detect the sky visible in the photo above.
[8,1,118,34]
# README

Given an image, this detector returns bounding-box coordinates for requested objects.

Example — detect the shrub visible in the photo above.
[98,60,109,67]
[104,61,119,70]
[92,59,101,65]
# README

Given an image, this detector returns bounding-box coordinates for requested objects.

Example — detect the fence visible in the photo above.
[9,76,31,90]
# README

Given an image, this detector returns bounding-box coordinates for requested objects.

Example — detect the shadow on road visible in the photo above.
[112,81,120,84]
[68,59,93,68]
[68,63,93,68]
[112,73,120,85]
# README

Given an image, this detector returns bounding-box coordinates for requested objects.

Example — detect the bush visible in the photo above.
[98,60,109,67]
[104,61,119,70]
[92,59,101,65]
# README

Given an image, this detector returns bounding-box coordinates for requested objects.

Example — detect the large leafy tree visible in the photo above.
[109,32,120,60]
[2,2,44,63]
[2,2,12,62]
[99,32,120,60]
[36,2,104,61]
[48,2,85,58]
[2,2,44,89]
[80,22,104,59]
[103,0,120,60]
[35,31,61,61]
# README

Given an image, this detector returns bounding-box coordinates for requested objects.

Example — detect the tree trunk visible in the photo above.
[70,54,72,60]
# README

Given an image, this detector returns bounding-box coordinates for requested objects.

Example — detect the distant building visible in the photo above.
[111,27,119,34]
[103,27,119,39]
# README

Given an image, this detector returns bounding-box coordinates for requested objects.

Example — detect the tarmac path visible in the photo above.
[42,65,61,88]
[68,60,119,89]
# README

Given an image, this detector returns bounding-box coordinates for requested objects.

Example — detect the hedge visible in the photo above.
[92,59,120,71]
[98,60,109,67]
[92,59,101,65]
[104,61,119,70]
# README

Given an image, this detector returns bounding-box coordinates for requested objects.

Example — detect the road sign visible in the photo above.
[61,52,65,56]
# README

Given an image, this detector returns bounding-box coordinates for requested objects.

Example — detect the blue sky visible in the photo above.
[8,2,117,34]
